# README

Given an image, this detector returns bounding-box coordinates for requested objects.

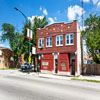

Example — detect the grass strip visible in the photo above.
[71,78,100,83]
[0,68,20,70]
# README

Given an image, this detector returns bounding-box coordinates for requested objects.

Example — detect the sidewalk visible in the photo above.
[31,71,100,81]
[31,72,74,80]
[0,70,100,81]
[30,71,100,81]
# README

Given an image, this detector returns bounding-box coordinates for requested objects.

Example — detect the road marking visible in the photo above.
[32,84,44,88]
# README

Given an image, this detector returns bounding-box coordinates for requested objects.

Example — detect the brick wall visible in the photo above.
[0,48,14,69]
[37,20,77,54]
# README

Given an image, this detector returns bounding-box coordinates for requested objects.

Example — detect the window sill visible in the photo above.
[46,46,52,48]
[66,44,74,46]
[56,45,63,47]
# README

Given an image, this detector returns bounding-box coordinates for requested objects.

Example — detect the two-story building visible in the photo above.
[0,47,14,69]
[37,20,81,76]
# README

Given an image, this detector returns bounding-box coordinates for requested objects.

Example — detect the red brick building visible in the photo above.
[37,20,81,76]
[0,47,14,69]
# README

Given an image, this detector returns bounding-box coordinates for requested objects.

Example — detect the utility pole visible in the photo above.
[14,7,32,65]
[82,0,84,31]
[81,0,84,74]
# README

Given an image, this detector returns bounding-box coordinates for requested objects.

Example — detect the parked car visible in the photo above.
[21,63,33,71]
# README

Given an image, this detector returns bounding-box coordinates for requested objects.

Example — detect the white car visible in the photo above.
[21,63,33,70]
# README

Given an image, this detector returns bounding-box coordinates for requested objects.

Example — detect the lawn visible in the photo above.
[71,78,100,83]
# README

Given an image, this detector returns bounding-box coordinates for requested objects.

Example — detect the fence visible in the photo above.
[83,64,100,75]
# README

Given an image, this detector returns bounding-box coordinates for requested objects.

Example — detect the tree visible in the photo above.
[21,21,31,60]
[0,23,24,65]
[1,23,15,47]
[32,16,48,46]
[0,16,48,66]
[82,14,100,64]
[22,16,48,60]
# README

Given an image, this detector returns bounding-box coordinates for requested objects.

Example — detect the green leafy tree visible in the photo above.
[1,16,48,66]
[82,14,100,63]
[1,23,15,47]
[22,16,48,60]
[32,16,48,46]
[0,23,24,65]
[21,21,31,60]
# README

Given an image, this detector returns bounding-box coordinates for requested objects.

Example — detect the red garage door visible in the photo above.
[59,53,70,72]
[41,54,53,71]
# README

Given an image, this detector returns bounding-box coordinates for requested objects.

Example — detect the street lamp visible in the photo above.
[14,7,28,22]
[14,7,32,65]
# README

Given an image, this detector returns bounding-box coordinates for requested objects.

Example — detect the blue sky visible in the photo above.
[0,0,100,48]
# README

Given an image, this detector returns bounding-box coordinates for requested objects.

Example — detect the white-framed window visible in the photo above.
[38,38,44,48]
[46,37,52,47]
[66,34,74,45]
[56,35,63,46]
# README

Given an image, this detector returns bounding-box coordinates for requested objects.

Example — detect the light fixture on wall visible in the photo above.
[75,51,77,55]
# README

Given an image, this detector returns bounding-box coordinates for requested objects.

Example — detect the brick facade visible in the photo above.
[0,47,14,69]
[37,20,81,76]
[37,20,77,54]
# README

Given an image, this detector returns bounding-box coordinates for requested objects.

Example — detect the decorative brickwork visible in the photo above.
[36,20,81,76]
[37,20,77,54]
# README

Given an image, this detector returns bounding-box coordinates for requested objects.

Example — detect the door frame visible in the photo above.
[72,59,75,75]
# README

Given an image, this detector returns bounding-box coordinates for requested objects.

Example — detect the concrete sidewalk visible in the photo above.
[0,70,100,81]
[31,72,100,81]
[31,72,74,80]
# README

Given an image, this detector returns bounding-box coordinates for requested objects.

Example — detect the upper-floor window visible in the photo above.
[56,35,63,46]
[46,37,52,47]
[38,38,44,48]
[66,34,74,45]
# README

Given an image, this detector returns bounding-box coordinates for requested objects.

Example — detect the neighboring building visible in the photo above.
[17,54,25,67]
[37,20,81,76]
[0,47,14,69]
[83,53,93,64]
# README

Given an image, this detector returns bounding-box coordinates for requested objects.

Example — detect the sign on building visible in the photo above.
[42,62,49,66]
[32,47,36,54]
[27,28,32,40]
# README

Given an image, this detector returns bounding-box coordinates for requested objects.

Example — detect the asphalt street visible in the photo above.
[0,70,100,100]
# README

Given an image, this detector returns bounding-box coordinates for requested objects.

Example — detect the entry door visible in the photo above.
[72,59,75,75]
[55,59,58,73]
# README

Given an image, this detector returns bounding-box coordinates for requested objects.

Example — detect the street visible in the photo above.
[0,70,100,100]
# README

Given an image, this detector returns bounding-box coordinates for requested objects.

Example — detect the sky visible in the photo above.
[0,0,100,48]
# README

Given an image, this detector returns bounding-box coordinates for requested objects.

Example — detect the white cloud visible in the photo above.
[0,44,4,47]
[54,17,57,20]
[0,43,10,48]
[39,7,42,11]
[97,2,100,7]
[92,0,99,5]
[43,9,48,15]
[67,5,85,21]
[48,17,55,24]
[82,0,90,3]
[28,16,44,26]
[80,26,86,31]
